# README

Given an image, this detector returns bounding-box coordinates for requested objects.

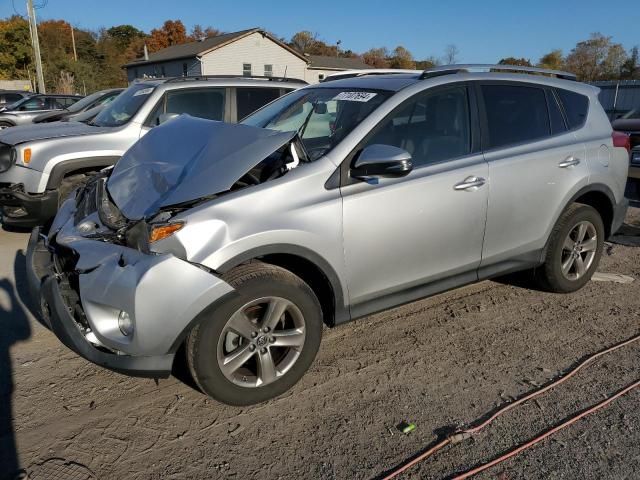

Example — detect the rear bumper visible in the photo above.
[611,197,629,236]
[0,183,58,228]
[27,227,175,378]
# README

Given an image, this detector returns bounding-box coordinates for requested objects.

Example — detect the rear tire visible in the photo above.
[186,263,323,406]
[0,121,14,129]
[537,203,604,293]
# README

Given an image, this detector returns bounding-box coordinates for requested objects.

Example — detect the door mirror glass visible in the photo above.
[351,144,413,179]
[157,112,180,125]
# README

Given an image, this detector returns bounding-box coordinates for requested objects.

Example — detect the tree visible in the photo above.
[443,44,459,64]
[415,57,440,70]
[388,46,415,69]
[190,25,221,41]
[0,16,32,81]
[290,31,317,53]
[498,57,532,67]
[362,47,389,68]
[147,20,188,52]
[106,25,145,50]
[621,46,639,79]
[538,49,564,71]
[565,33,627,81]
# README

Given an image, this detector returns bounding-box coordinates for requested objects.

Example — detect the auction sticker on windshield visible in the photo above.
[133,87,154,97]
[333,91,377,102]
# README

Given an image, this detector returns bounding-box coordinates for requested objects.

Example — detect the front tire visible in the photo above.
[186,263,323,406]
[537,203,604,293]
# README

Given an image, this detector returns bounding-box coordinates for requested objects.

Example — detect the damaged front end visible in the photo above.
[25,117,307,377]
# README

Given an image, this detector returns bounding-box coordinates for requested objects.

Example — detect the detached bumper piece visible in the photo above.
[0,183,58,228]
[26,227,174,378]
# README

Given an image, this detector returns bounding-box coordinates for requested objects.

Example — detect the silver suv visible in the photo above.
[27,65,629,406]
[0,76,305,228]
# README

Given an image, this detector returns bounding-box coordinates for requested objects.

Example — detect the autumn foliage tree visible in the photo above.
[147,20,188,52]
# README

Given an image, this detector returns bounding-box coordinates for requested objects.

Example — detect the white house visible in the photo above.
[123,28,372,84]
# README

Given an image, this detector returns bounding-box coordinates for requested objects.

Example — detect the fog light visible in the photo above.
[118,311,134,336]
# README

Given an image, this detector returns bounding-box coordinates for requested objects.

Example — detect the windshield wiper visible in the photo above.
[296,101,318,140]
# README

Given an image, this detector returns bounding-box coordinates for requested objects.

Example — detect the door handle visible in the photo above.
[454,176,486,191]
[558,157,581,168]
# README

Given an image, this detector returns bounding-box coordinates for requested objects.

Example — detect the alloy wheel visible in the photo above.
[560,220,597,281]
[217,296,306,388]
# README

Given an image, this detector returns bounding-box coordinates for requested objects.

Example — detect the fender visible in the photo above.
[540,182,617,262]
[46,155,120,189]
[217,243,350,325]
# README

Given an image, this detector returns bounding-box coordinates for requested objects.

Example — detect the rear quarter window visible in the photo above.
[556,89,589,129]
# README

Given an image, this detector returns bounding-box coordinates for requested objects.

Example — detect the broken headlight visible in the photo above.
[97,177,127,230]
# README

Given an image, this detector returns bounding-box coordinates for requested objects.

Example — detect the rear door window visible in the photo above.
[236,87,281,121]
[481,84,550,149]
[166,88,225,120]
[556,89,589,129]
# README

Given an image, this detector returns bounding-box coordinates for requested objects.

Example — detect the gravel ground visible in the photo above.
[0,208,638,480]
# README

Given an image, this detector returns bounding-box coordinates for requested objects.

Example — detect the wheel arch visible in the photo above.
[217,244,350,327]
[46,155,120,189]
[567,183,615,238]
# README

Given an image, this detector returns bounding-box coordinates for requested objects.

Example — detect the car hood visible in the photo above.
[0,121,112,146]
[107,115,296,220]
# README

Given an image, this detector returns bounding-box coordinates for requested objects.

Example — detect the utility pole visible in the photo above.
[71,26,77,62]
[26,0,46,93]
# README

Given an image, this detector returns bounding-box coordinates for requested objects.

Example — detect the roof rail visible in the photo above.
[163,75,308,84]
[420,64,577,81]
[321,69,420,82]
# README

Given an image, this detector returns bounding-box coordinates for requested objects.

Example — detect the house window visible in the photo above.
[183,63,188,77]
[264,64,273,77]
[243,63,252,76]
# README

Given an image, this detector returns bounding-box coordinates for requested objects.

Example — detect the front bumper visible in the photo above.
[27,205,235,377]
[0,183,58,228]
[27,227,175,377]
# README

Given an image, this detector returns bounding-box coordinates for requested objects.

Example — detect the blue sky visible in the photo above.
[3,0,637,63]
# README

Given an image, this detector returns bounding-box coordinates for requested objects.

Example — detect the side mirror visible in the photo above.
[314,102,328,114]
[157,112,180,125]
[351,144,413,179]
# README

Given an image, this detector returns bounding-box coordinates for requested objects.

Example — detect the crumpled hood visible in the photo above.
[107,115,296,220]
[0,121,112,146]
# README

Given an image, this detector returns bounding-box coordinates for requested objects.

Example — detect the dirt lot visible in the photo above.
[1,209,639,480]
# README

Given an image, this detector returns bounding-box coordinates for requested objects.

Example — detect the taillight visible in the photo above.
[612,131,631,155]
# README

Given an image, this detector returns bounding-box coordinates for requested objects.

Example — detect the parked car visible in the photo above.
[33,88,124,124]
[0,90,34,108]
[0,76,305,227]
[612,109,640,184]
[0,94,82,129]
[27,65,629,406]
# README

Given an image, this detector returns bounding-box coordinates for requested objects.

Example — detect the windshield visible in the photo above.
[91,83,155,127]
[242,87,391,160]
[65,90,107,113]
